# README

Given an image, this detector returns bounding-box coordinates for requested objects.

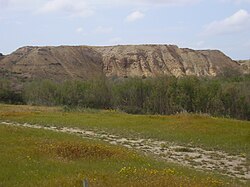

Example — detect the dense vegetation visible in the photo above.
[0,79,23,104]
[0,75,249,120]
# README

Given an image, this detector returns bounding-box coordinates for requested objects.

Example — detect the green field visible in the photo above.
[0,104,249,186]
[0,104,249,155]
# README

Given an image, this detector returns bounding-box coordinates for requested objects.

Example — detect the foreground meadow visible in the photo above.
[0,104,249,155]
[0,104,249,186]
[0,124,238,187]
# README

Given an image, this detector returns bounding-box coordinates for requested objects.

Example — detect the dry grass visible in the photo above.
[39,141,126,160]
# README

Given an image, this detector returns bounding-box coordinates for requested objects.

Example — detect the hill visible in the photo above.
[0,45,244,82]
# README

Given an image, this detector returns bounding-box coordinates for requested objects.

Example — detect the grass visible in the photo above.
[0,124,238,187]
[0,104,249,157]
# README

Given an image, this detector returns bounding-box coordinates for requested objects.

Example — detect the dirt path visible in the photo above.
[1,121,249,180]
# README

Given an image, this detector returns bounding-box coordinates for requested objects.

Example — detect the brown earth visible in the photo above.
[0,45,246,82]
[238,60,250,74]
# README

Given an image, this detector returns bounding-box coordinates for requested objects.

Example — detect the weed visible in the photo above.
[174,147,194,153]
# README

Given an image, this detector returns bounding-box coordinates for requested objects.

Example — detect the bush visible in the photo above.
[0,79,24,104]
[21,75,250,120]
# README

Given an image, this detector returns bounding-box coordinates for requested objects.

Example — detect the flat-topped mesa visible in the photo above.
[0,45,244,82]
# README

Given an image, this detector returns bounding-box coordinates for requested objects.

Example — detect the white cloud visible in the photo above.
[38,0,94,17]
[1,0,200,11]
[94,26,113,34]
[76,27,83,33]
[203,9,250,36]
[106,0,199,6]
[125,11,145,22]
[133,0,199,5]
[1,0,199,13]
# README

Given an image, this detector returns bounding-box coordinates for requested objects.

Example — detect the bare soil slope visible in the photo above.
[238,60,250,74]
[0,45,244,81]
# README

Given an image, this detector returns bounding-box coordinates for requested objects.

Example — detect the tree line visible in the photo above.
[0,75,249,120]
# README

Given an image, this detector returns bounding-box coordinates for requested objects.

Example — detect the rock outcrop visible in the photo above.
[0,45,245,82]
[238,60,250,74]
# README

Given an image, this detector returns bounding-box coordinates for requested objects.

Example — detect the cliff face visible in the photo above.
[0,45,244,82]
[96,45,241,78]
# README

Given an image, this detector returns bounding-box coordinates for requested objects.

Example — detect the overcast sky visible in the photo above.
[0,0,250,59]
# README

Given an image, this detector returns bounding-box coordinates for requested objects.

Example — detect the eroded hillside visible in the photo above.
[238,60,250,74]
[0,45,245,81]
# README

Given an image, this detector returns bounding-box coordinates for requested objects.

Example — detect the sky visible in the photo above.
[0,0,250,60]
